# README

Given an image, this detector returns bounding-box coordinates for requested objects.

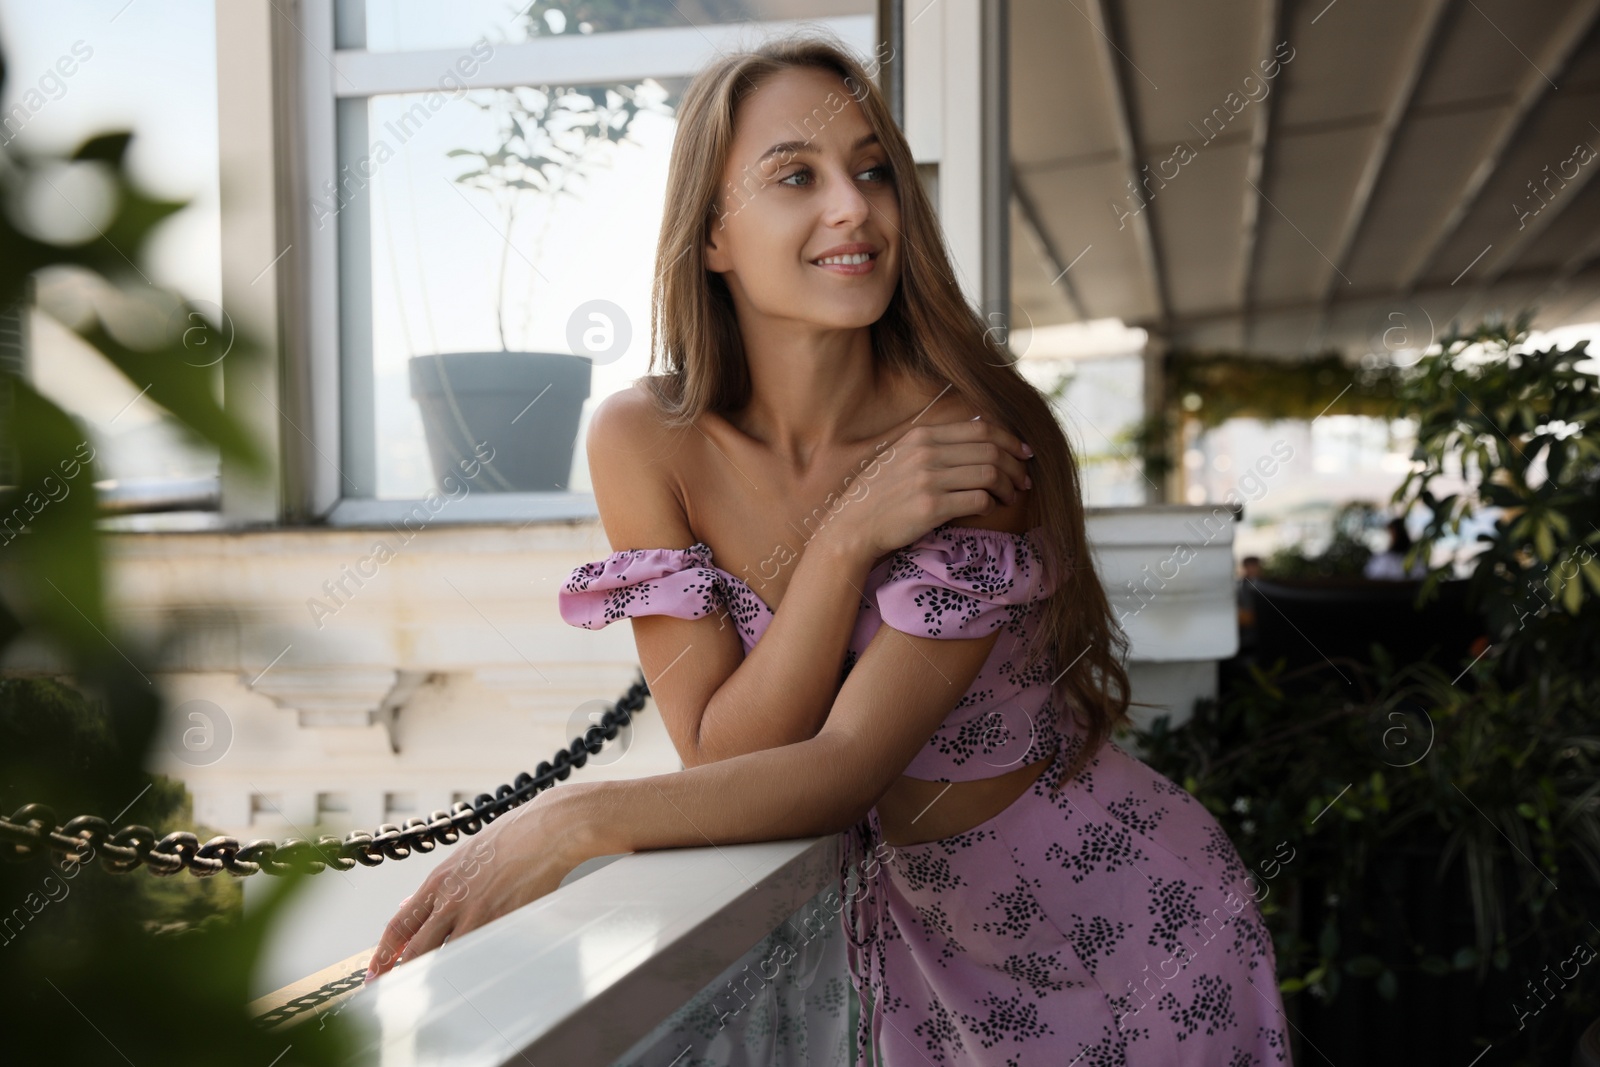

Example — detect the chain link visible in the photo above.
[0,674,649,881]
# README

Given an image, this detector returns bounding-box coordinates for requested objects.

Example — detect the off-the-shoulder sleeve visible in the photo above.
[558,543,725,630]
[874,525,1060,639]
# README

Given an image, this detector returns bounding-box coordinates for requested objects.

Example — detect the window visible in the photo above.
[315,791,351,825]
[340,77,683,500]
[250,791,289,828]
[0,0,223,526]
[311,0,879,524]
[383,790,417,821]
[349,0,875,51]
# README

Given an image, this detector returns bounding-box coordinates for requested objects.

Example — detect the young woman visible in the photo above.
[369,32,1293,1066]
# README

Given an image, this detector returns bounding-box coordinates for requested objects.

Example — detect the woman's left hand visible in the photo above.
[364,794,588,983]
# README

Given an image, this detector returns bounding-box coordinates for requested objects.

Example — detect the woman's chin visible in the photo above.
[796,293,896,330]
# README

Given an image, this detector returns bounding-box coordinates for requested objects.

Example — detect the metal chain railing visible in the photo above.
[0,673,649,882]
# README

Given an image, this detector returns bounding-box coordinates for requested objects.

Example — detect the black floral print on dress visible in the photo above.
[558,524,1294,1065]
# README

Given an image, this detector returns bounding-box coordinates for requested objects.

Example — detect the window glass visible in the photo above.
[343,0,875,51]
[0,0,222,518]
[340,77,684,498]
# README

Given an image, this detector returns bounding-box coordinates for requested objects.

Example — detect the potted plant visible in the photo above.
[414,1,676,492]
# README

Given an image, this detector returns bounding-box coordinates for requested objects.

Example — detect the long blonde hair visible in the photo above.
[641,30,1131,794]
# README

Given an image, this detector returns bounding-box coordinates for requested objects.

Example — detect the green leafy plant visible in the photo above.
[1134,654,1600,1064]
[0,49,351,1066]
[1134,348,1404,491]
[1169,349,1399,429]
[1135,313,1600,1063]
[1389,313,1600,674]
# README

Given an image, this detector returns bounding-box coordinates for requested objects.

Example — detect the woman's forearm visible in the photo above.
[550,732,867,861]
[692,528,875,764]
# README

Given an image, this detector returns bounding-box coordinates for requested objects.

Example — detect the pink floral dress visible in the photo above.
[559,523,1294,1066]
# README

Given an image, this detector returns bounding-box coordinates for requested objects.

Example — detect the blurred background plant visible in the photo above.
[0,677,244,936]
[1134,313,1600,1065]
[1389,314,1600,677]
[1132,348,1405,495]
[0,38,352,1065]
[1260,500,1383,581]
[1134,654,1600,1065]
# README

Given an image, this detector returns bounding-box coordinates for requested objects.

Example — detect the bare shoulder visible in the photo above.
[907,384,1032,536]
[906,383,1020,443]
[585,384,697,551]
[588,381,671,439]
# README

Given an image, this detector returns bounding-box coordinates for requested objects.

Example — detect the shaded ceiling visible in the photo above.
[1010,0,1600,357]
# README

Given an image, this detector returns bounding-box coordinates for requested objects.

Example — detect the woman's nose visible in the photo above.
[822,170,872,226]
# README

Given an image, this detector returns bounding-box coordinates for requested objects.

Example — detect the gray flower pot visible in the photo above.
[408,351,592,492]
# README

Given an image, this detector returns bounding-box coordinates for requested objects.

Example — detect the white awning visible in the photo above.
[1009,0,1600,356]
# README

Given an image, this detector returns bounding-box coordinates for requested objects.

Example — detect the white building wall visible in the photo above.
[8,508,1236,994]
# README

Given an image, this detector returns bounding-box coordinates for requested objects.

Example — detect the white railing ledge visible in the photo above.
[337,834,842,1066]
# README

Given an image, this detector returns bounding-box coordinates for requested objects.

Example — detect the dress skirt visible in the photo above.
[841,733,1294,1066]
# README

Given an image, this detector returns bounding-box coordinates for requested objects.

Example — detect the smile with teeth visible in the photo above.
[813,252,875,265]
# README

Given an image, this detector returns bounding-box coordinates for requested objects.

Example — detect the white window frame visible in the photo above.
[283,0,878,526]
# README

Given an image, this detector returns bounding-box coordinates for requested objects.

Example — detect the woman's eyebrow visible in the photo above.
[757,131,880,166]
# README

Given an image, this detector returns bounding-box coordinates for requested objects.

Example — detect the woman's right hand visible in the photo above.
[827,415,1034,564]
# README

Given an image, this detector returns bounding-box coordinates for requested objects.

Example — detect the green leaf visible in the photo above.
[1344,954,1383,977]
[69,308,265,472]
[0,376,106,655]
[0,156,188,307]
[69,130,133,165]
[1535,518,1556,561]
[1561,568,1583,614]
[1571,559,1600,598]
[1420,955,1452,976]
[1376,969,1399,1002]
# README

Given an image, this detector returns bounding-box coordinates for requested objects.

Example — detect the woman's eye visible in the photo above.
[778,165,892,187]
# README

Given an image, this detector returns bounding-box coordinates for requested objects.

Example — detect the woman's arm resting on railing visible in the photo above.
[588,387,879,768]
[365,615,1002,981]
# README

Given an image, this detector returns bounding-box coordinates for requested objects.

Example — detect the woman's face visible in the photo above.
[704,65,901,332]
